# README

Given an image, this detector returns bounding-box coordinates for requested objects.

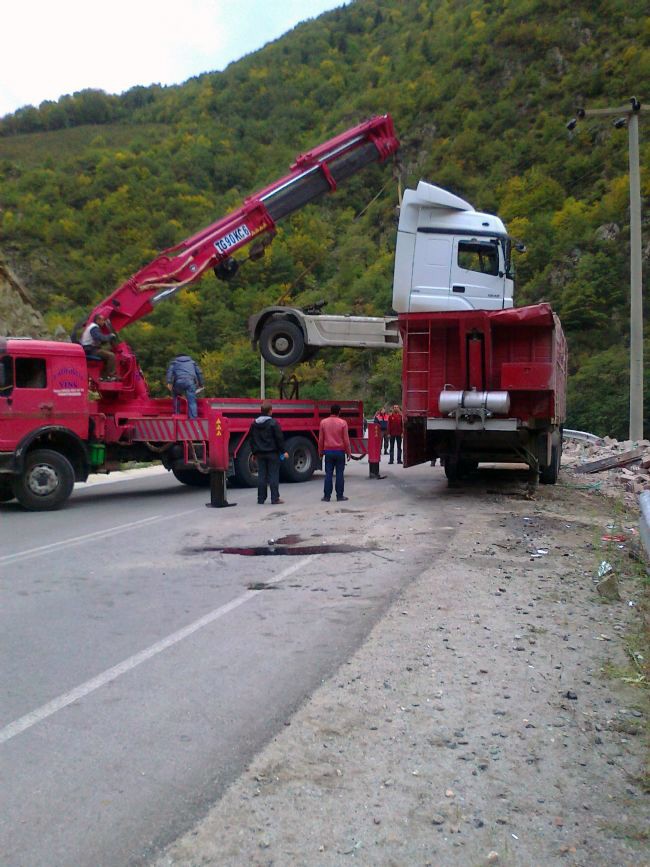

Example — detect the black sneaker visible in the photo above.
[321,496,330,502]
[337,496,349,501]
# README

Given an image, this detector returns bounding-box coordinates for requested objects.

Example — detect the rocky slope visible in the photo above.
[0,253,50,338]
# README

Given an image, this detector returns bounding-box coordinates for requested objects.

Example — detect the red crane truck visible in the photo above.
[0,116,399,510]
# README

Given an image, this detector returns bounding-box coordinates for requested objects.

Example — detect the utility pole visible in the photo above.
[567,98,645,441]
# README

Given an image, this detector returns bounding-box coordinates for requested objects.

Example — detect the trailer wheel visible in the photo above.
[540,441,561,485]
[233,440,258,487]
[281,436,318,483]
[259,319,305,367]
[172,468,210,487]
[443,458,459,483]
[13,449,75,511]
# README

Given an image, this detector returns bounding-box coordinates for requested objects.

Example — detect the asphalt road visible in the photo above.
[0,461,453,866]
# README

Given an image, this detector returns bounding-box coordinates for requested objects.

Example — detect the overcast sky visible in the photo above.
[1,0,351,118]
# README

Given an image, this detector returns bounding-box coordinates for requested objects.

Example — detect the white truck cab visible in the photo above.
[393,181,514,313]
[250,181,519,366]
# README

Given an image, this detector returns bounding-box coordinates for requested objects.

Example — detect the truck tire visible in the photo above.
[443,458,459,483]
[540,437,562,485]
[233,440,258,487]
[13,449,75,511]
[259,319,305,367]
[0,476,14,502]
[172,467,210,487]
[281,436,318,483]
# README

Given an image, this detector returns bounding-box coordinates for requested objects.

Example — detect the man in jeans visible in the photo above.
[388,404,403,464]
[166,354,204,419]
[248,402,288,505]
[318,404,352,502]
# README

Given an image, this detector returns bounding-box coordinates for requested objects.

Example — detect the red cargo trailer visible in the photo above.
[400,303,567,484]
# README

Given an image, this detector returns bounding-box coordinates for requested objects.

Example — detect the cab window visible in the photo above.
[15,357,47,388]
[457,241,499,276]
[0,356,14,395]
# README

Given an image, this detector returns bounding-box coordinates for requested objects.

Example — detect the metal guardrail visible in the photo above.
[563,428,604,445]
[640,491,650,563]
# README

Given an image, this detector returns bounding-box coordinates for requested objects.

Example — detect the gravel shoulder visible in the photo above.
[155,467,649,867]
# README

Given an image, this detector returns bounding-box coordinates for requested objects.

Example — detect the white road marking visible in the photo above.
[0,555,317,746]
[0,509,200,565]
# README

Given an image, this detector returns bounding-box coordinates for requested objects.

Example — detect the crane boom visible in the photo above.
[91,115,399,333]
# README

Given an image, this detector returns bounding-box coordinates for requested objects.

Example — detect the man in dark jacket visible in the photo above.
[166,354,204,419]
[387,404,403,464]
[248,402,288,505]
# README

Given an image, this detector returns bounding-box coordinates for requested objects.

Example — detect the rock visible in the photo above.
[596,574,621,601]
[594,222,620,242]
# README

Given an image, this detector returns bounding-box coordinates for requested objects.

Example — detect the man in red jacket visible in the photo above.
[388,404,403,464]
[318,404,352,502]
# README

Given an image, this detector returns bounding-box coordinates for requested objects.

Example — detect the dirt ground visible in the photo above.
[155,465,649,867]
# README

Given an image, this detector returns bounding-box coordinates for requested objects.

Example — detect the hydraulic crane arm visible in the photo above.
[91,115,399,333]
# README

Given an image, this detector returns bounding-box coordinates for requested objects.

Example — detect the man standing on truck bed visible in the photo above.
[318,404,352,502]
[80,313,117,380]
[166,354,204,419]
[249,402,289,505]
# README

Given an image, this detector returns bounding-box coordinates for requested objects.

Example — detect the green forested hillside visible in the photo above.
[0,0,648,436]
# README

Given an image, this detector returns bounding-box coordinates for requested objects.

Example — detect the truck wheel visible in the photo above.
[281,436,318,483]
[259,319,305,367]
[540,443,561,485]
[0,477,14,502]
[172,468,210,487]
[13,449,75,511]
[233,440,258,487]
[443,458,459,483]
[458,459,478,478]
[540,429,562,485]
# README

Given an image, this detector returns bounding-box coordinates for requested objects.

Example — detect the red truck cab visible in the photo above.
[0,338,93,508]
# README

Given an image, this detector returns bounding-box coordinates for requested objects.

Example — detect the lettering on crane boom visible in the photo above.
[214,225,251,254]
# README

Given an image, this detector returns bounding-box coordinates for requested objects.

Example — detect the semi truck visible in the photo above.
[0,116,399,510]
[251,181,567,485]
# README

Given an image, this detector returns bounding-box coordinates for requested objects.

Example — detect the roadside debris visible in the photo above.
[563,436,650,507]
